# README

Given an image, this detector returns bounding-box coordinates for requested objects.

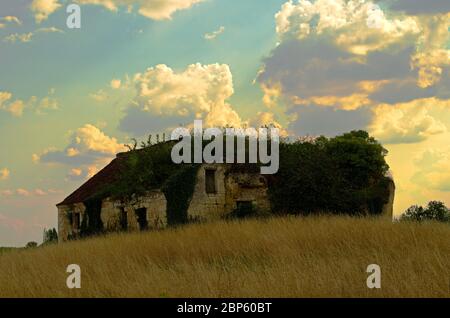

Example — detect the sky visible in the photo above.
[0,0,449,246]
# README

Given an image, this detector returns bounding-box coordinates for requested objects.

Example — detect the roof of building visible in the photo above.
[56,153,128,206]
[57,141,179,206]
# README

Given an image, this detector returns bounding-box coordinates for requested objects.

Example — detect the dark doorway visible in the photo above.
[135,208,148,231]
[205,169,216,194]
[119,208,128,230]
[72,213,80,230]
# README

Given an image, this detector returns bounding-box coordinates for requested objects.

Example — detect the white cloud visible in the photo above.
[72,124,126,154]
[275,0,420,55]
[249,112,288,137]
[0,91,58,117]
[4,32,33,43]
[3,26,64,43]
[369,97,450,144]
[110,79,122,89]
[37,124,127,180]
[89,89,108,102]
[131,63,242,127]
[0,16,22,26]
[31,0,62,23]
[0,168,10,181]
[411,13,450,88]
[76,0,205,20]
[204,26,225,40]
[413,148,450,192]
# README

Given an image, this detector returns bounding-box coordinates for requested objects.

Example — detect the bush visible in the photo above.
[25,242,38,248]
[401,201,450,222]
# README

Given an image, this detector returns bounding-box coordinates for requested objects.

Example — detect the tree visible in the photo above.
[268,130,391,216]
[43,228,58,244]
[401,201,450,222]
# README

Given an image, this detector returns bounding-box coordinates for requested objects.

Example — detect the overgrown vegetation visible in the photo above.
[401,201,450,223]
[268,130,391,216]
[162,164,200,225]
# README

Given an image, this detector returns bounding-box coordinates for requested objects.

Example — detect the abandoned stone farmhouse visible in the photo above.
[57,142,395,242]
[57,151,273,241]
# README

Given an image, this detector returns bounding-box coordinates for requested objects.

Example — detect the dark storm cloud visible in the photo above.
[258,39,416,99]
[287,105,372,137]
[385,0,450,14]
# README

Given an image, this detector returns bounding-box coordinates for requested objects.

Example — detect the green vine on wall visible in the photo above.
[162,164,200,226]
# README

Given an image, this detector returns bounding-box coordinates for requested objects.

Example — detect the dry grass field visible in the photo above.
[0,215,449,298]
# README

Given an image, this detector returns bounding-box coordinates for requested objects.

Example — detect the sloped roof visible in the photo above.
[56,153,128,206]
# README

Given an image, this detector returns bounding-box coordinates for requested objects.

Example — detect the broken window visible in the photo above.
[205,169,216,194]
[135,208,148,231]
[119,208,128,230]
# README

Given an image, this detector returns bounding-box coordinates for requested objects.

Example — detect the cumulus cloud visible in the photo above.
[0,91,58,117]
[110,79,122,89]
[89,89,108,102]
[120,63,242,135]
[369,98,450,144]
[411,13,450,88]
[248,112,289,137]
[36,124,127,180]
[257,1,449,141]
[413,148,450,192]
[0,168,10,181]
[76,0,205,20]
[0,16,22,27]
[204,26,225,40]
[275,0,420,55]
[31,0,62,23]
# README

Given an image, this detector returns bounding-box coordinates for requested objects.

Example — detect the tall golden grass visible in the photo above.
[0,215,449,298]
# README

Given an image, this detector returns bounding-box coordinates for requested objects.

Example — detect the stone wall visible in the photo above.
[57,202,86,242]
[58,190,167,241]
[186,164,270,222]
[187,164,228,221]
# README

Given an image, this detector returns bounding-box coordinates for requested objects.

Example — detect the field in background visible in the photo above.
[0,216,449,298]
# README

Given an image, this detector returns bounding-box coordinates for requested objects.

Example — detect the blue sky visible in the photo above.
[0,0,449,246]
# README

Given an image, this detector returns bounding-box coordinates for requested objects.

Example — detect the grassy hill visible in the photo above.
[0,216,449,298]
